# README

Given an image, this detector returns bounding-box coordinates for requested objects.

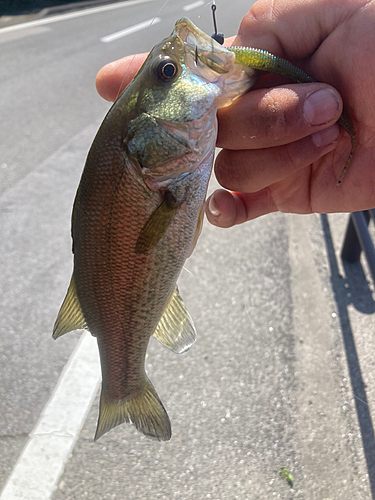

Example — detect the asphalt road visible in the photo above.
[1,1,375,498]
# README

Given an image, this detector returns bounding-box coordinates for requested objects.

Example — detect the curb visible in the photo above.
[0,0,125,29]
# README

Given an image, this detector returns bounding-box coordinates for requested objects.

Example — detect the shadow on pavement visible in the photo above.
[343,258,375,314]
[321,214,375,498]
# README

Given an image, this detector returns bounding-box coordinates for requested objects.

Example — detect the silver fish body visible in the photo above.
[53,16,357,441]
[53,18,257,441]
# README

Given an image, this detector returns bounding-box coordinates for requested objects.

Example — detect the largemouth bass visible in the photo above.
[53,18,356,441]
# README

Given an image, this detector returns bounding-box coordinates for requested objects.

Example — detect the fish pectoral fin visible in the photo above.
[94,376,171,441]
[135,192,182,254]
[153,286,196,354]
[53,273,89,339]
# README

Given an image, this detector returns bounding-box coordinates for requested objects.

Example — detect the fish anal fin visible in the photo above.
[153,286,196,354]
[53,274,89,339]
[94,376,171,441]
[136,193,181,254]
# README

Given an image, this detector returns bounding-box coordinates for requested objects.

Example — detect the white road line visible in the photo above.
[0,0,154,34]
[183,0,205,11]
[0,331,100,500]
[0,26,51,44]
[100,17,161,43]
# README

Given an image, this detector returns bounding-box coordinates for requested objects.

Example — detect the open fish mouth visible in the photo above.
[174,18,236,79]
[174,17,258,108]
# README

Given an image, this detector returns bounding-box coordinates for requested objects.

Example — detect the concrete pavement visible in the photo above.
[1,1,374,498]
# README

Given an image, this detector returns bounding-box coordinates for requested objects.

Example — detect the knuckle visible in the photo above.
[215,151,246,191]
[281,142,301,170]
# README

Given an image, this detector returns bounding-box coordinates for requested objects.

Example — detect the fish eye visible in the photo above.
[155,58,178,82]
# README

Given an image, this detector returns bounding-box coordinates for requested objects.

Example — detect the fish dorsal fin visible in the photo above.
[136,193,181,254]
[53,273,88,339]
[153,286,196,354]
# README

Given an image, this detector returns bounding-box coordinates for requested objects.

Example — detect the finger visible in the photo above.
[231,0,360,62]
[205,188,277,228]
[215,124,342,193]
[96,53,148,102]
[217,84,342,150]
[223,35,235,48]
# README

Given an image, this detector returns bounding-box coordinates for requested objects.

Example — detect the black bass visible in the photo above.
[53,18,356,441]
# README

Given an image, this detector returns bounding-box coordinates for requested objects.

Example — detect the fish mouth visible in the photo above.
[174,17,235,81]
[173,18,257,108]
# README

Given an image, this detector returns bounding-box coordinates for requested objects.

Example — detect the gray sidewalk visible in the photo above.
[1,0,374,496]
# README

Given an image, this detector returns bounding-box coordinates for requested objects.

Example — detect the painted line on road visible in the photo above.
[0,0,154,34]
[183,0,205,11]
[100,17,161,42]
[0,331,100,500]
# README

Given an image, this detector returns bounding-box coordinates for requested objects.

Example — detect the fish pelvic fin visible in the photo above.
[153,286,196,354]
[53,273,88,339]
[94,376,171,441]
[188,204,204,258]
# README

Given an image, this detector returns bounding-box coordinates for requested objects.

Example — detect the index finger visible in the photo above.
[95,53,148,102]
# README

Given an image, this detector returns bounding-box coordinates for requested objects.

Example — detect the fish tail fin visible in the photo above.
[94,376,171,441]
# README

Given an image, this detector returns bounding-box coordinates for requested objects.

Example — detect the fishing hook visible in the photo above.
[211,2,224,45]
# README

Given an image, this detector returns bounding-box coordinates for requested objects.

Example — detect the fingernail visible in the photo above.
[303,89,340,126]
[311,124,341,147]
[208,194,221,216]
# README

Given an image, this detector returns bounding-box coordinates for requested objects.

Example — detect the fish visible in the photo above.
[53,18,356,442]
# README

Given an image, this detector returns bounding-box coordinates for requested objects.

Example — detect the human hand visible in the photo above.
[96,0,375,228]
[206,0,375,227]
